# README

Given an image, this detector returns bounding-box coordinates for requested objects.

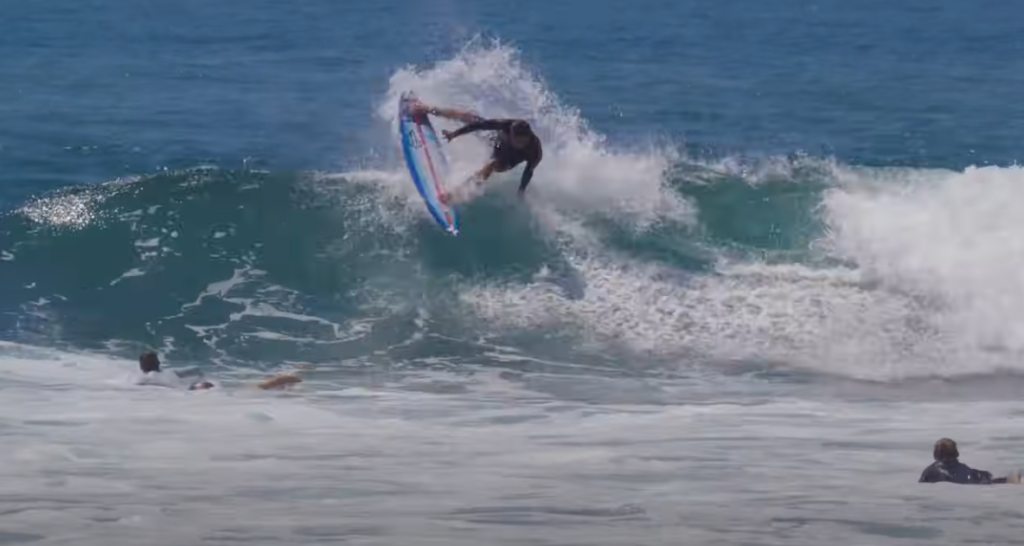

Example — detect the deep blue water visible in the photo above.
[3,0,1021,208]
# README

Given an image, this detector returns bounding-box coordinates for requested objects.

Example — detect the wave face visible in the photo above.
[3,42,1024,385]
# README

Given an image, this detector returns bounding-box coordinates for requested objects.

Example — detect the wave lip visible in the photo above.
[375,38,690,227]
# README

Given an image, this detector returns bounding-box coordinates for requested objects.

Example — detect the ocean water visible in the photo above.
[3,0,1024,544]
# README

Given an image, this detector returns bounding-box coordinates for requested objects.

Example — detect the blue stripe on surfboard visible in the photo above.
[400,117,457,233]
[400,92,453,226]
[398,92,458,235]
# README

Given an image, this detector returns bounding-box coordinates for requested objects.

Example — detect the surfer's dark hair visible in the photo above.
[510,120,532,136]
[933,438,959,462]
[139,350,161,373]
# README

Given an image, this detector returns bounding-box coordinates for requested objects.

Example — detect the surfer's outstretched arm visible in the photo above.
[410,100,481,124]
[518,161,538,197]
[444,119,514,141]
[429,106,482,124]
[517,143,543,197]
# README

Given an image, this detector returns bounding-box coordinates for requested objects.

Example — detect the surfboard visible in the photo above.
[398,92,459,235]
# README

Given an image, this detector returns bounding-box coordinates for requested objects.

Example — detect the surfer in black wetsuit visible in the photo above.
[918,438,1020,485]
[408,100,542,201]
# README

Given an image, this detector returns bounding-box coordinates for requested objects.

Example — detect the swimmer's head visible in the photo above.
[933,438,959,462]
[510,120,533,149]
[139,351,161,373]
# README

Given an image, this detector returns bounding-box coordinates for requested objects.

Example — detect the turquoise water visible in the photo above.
[3,1,1024,544]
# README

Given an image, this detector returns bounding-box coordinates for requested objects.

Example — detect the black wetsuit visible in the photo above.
[918,459,1007,484]
[448,118,543,193]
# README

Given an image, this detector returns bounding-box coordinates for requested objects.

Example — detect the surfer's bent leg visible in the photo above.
[453,150,521,193]
[475,159,502,181]
[442,160,500,202]
[487,145,525,175]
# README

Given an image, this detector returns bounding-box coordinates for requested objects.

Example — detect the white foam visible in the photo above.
[693,151,839,186]
[17,175,141,229]
[459,251,946,379]
[371,39,692,227]
[109,267,147,286]
[2,341,1024,545]
[823,164,1024,357]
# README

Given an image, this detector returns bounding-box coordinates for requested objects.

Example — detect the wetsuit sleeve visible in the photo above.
[518,141,543,196]
[448,118,514,139]
[974,470,996,484]
[919,463,942,483]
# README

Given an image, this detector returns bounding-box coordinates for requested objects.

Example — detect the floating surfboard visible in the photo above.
[398,91,459,235]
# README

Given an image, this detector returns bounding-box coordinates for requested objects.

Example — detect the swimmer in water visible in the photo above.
[135,351,302,391]
[918,438,1021,485]
[407,99,542,201]
[136,350,209,390]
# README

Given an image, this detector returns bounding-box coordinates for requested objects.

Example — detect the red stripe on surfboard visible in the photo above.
[414,122,453,227]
